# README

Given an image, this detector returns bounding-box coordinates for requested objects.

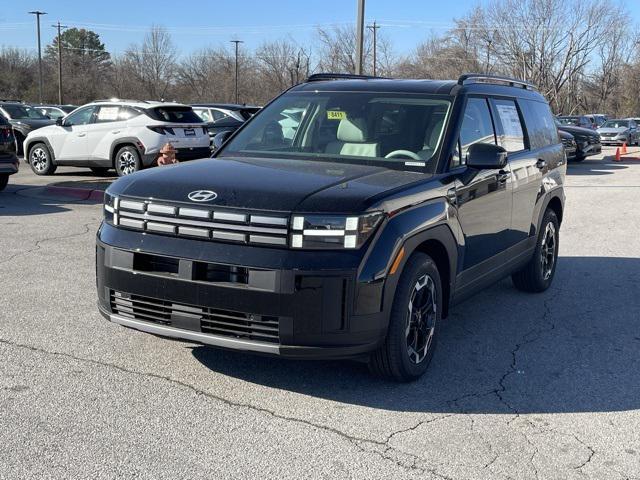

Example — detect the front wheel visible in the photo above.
[369,252,442,382]
[29,143,57,175]
[114,146,141,177]
[512,209,559,292]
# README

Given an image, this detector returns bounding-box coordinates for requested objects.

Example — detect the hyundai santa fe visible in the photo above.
[96,73,566,381]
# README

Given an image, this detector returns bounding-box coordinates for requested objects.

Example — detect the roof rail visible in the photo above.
[0,99,23,103]
[305,73,386,82]
[93,98,150,104]
[458,73,536,90]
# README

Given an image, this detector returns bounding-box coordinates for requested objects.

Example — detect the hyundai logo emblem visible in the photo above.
[187,190,218,202]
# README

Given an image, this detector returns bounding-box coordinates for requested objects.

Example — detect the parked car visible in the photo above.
[558,129,577,161]
[0,101,55,155]
[585,114,608,128]
[0,113,19,191]
[557,115,597,130]
[23,100,210,177]
[97,73,565,381]
[597,119,639,146]
[192,103,260,144]
[555,119,601,161]
[34,104,77,120]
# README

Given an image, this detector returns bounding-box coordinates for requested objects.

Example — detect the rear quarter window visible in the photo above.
[521,100,559,149]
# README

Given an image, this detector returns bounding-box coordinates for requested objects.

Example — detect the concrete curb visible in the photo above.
[41,186,105,201]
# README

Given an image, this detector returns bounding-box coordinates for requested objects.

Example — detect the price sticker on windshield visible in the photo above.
[327,110,346,120]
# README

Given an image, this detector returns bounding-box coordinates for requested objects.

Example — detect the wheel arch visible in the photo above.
[110,138,144,167]
[25,137,56,163]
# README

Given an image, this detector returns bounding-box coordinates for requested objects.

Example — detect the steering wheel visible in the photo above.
[384,150,422,161]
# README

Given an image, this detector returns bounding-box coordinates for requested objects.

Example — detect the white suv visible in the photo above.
[23,100,210,176]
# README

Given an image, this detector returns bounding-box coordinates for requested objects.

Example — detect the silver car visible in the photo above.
[597,119,639,146]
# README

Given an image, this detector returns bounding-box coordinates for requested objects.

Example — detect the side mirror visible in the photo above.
[466,143,508,169]
[212,130,232,151]
[56,117,63,126]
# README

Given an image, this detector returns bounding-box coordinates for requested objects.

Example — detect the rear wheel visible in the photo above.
[114,146,141,177]
[29,143,57,175]
[369,252,442,382]
[90,167,110,175]
[0,174,8,191]
[512,209,559,292]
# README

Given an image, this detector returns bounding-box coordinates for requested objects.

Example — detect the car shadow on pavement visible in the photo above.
[192,256,640,414]
[0,184,83,215]
[567,158,629,175]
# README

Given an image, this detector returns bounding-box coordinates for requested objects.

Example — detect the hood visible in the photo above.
[9,118,55,132]
[597,127,628,134]
[557,130,574,140]
[108,156,432,213]
[558,125,598,137]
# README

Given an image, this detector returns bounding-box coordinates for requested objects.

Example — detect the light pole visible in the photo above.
[28,11,47,103]
[355,0,365,75]
[53,21,68,105]
[230,40,243,104]
[367,20,380,76]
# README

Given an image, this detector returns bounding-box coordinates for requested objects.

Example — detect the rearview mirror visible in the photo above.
[55,117,63,126]
[212,130,232,151]
[466,143,508,169]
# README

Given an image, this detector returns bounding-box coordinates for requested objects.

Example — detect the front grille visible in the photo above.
[600,133,615,138]
[561,138,574,148]
[588,137,600,144]
[110,290,280,344]
[111,196,289,247]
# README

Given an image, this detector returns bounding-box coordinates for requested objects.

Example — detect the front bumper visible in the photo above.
[96,227,387,359]
[0,153,19,175]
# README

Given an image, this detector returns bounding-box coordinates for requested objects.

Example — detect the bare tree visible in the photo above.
[255,39,310,97]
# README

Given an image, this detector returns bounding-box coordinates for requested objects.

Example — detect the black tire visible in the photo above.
[573,154,586,162]
[0,174,8,191]
[90,167,110,175]
[114,146,141,177]
[28,143,57,176]
[14,131,24,156]
[512,209,559,293]
[369,252,442,382]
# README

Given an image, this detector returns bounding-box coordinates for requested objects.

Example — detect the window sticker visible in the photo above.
[327,110,346,120]
[496,104,523,138]
[98,107,119,121]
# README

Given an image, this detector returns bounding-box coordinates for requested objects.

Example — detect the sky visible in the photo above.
[2,0,639,58]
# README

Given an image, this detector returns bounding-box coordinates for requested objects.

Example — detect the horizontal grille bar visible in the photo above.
[112,196,290,247]
[109,290,280,344]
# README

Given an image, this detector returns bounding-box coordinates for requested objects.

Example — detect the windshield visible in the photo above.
[602,120,629,129]
[219,91,451,172]
[557,117,580,126]
[2,104,48,119]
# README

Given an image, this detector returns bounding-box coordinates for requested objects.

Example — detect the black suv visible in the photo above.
[96,73,566,381]
[0,101,54,155]
[0,113,19,191]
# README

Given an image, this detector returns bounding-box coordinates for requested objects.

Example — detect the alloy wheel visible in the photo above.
[30,147,48,172]
[405,274,437,364]
[118,151,137,175]
[540,222,557,280]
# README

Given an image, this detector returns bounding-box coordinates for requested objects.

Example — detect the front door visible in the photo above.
[57,106,96,161]
[453,97,513,271]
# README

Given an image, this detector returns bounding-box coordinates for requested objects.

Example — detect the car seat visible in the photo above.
[325,117,380,157]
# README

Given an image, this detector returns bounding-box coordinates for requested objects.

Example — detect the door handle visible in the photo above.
[77,133,86,137]
[497,170,510,183]
[536,159,547,169]
[111,130,121,134]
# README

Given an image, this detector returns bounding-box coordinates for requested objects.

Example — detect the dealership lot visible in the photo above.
[1,149,639,479]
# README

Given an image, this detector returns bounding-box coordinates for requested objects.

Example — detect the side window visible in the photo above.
[520,100,559,149]
[453,97,496,168]
[212,109,229,122]
[95,106,120,124]
[118,107,139,121]
[492,99,526,152]
[194,108,211,122]
[64,106,96,126]
[45,108,64,120]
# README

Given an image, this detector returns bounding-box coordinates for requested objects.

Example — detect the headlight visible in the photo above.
[103,191,118,224]
[290,212,384,249]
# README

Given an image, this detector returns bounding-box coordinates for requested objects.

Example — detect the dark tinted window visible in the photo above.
[453,97,496,168]
[491,99,526,152]
[146,106,202,123]
[521,100,558,149]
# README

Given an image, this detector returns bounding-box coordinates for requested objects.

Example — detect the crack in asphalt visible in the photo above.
[0,337,446,478]
[571,433,596,472]
[0,221,96,266]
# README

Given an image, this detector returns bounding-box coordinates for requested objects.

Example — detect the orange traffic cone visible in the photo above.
[615,148,621,162]
[622,142,628,155]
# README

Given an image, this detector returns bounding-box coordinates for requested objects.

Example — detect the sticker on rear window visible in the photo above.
[327,111,346,120]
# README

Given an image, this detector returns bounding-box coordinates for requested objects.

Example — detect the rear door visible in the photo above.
[87,105,128,161]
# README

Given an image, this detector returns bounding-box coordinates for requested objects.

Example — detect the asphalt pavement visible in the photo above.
[1,150,639,479]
